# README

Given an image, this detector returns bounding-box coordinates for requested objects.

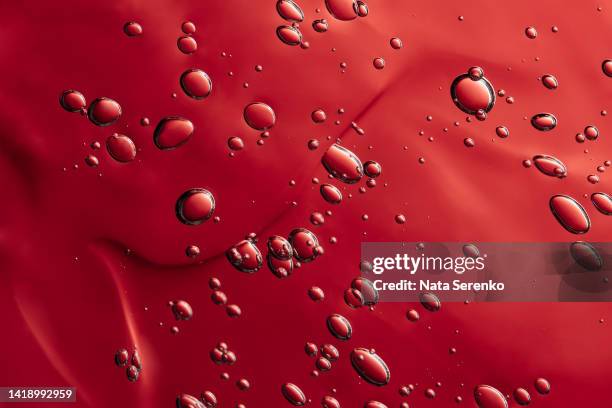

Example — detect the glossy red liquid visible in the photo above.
[0,0,610,407]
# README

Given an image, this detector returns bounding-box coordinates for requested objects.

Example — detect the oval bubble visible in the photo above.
[350,348,391,386]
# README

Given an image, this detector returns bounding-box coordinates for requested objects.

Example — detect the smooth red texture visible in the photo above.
[0,0,611,407]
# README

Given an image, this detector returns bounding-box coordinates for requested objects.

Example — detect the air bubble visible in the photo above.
[175,188,215,225]
[180,69,212,99]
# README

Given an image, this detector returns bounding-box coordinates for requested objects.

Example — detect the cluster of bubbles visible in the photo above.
[226,229,323,278]
[344,277,379,308]
[177,21,198,54]
[275,0,371,48]
[320,144,389,214]
[449,65,610,234]
[275,0,306,47]
[114,348,142,382]
[60,90,136,167]
[207,276,242,318]
[210,341,237,366]
[305,342,340,376]
[176,392,218,408]
[83,13,590,408]
[473,379,550,408]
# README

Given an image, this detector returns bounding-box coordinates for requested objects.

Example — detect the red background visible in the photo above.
[0,0,610,406]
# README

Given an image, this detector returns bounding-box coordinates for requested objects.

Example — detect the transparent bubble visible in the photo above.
[350,348,390,386]
[541,74,558,89]
[276,0,304,22]
[420,292,441,312]
[324,0,358,21]
[177,36,198,54]
[531,113,557,131]
[244,102,276,130]
[474,385,507,408]
[321,144,364,183]
[106,133,136,163]
[226,240,263,273]
[533,154,567,178]
[87,97,122,126]
[288,228,321,262]
[59,90,86,113]
[281,383,307,406]
[154,116,194,150]
[549,194,590,234]
[123,21,143,37]
[450,67,495,115]
[390,37,403,49]
[276,25,303,46]
[320,184,343,204]
[171,300,193,320]
[180,69,212,99]
[326,313,352,340]
[591,192,611,215]
[175,188,215,225]
[312,19,329,32]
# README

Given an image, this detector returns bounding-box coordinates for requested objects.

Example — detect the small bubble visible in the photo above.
[123,22,143,37]
[181,21,196,34]
[363,160,382,177]
[180,69,212,99]
[321,144,364,183]
[276,0,305,22]
[390,37,403,49]
[281,383,307,406]
[530,113,557,131]
[312,19,329,32]
[308,286,325,302]
[236,378,250,391]
[327,313,352,340]
[584,125,599,140]
[308,139,320,150]
[115,349,129,367]
[525,26,537,39]
[541,74,558,89]
[276,25,303,46]
[176,394,203,408]
[84,155,99,167]
[534,378,551,395]
[226,304,242,318]
[171,300,193,320]
[450,67,495,115]
[88,97,122,127]
[356,1,368,17]
[305,342,318,357]
[549,195,590,234]
[59,90,86,113]
[350,348,390,386]
[474,385,506,408]
[244,102,276,130]
[177,36,198,54]
[495,126,509,138]
[602,59,612,77]
[311,109,327,123]
[373,57,385,69]
[126,365,139,382]
[513,388,531,406]
[185,245,200,258]
[325,0,358,21]
[106,133,136,162]
[228,136,244,151]
[175,188,215,225]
